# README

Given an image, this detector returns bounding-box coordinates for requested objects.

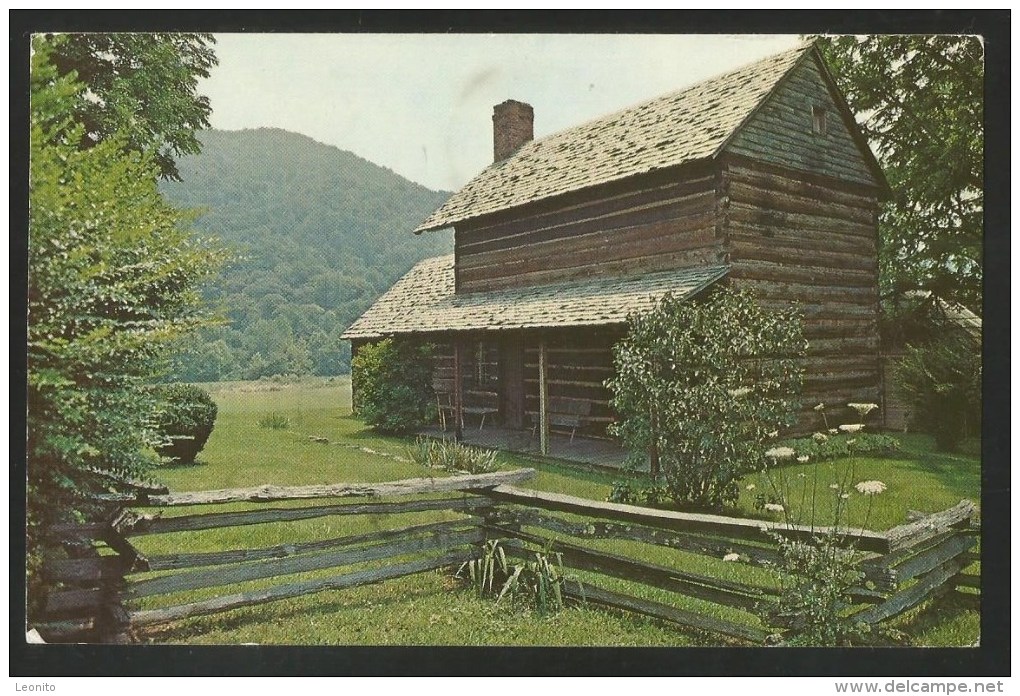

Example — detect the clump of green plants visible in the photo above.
[457,539,568,616]
[407,436,499,474]
[766,532,871,646]
[152,384,219,465]
[607,286,805,509]
[459,539,510,599]
[606,480,669,507]
[257,413,290,430]
[351,338,435,434]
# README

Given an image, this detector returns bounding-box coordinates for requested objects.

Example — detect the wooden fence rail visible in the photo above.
[33,466,978,646]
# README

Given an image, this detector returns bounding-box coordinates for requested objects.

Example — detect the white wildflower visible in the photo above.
[840,493,850,499]
[723,553,740,562]
[828,428,839,435]
[765,447,795,460]
[768,430,779,439]
[813,403,826,412]
[839,423,865,433]
[746,483,756,491]
[728,387,751,398]
[855,480,887,496]
[797,455,810,463]
[798,472,806,478]
[813,432,829,444]
[764,503,785,513]
[848,402,879,418]
[846,439,857,446]
[829,484,840,490]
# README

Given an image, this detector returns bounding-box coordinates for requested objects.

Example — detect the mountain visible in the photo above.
[160,128,453,380]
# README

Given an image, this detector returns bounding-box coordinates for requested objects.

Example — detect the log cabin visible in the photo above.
[343,43,890,452]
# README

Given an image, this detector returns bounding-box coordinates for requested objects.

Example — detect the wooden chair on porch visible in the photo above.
[433,378,457,431]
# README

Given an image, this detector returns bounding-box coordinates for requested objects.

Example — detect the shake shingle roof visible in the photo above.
[341,255,728,340]
[415,44,812,233]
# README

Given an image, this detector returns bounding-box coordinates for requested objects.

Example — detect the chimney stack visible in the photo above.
[492,100,534,162]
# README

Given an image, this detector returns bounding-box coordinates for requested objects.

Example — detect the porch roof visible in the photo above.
[341,254,728,340]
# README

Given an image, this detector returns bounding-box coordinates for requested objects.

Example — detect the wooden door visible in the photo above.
[499,332,525,429]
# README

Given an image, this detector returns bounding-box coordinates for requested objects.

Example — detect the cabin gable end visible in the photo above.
[724,54,879,189]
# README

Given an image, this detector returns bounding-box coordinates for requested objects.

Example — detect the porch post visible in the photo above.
[453,339,464,442]
[538,338,549,455]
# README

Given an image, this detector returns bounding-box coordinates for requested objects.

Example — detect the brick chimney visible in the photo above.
[492,100,534,162]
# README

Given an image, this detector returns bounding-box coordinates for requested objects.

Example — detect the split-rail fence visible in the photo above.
[37,468,979,644]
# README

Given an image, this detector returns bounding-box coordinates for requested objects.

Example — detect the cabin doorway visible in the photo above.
[499,333,525,429]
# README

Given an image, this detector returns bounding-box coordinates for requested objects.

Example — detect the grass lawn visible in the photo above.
[136,377,980,647]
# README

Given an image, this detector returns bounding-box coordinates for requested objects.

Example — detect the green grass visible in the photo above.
[734,447,982,531]
[136,377,980,647]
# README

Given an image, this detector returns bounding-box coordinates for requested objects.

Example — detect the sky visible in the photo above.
[199,34,804,192]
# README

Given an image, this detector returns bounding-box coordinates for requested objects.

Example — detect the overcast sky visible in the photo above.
[199,33,804,192]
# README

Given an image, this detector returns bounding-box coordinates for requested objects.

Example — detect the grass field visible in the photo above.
[136,376,980,647]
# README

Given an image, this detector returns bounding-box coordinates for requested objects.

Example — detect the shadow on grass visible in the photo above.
[893,590,980,647]
[156,458,210,470]
[136,571,465,644]
[896,433,982,504]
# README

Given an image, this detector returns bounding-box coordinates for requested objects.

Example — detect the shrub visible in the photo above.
[895,333,981,452]
[152,384,218,465]
[258,413,290,430]
[784,432,900,462]
[407,436,499,474]
[606,287,806,509]
[351,339,435,434]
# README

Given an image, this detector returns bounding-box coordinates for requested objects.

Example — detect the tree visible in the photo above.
[606,288,806,509]
[27,37,222,621]
[895,332,981,452]
[815,36,983,314]
[44,32,217,181]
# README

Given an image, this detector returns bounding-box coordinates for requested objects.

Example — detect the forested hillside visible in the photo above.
[161,128,452,380]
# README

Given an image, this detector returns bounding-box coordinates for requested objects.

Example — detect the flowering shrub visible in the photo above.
[607,287,805,509]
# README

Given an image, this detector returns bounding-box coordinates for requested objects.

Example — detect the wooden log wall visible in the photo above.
[454,166,726,293]
[522,329,624,438]
[720,156,883,428]
[433,339,500,417]
[725,54,878,188]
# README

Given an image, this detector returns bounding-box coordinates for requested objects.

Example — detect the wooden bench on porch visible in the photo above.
[532,397,591,443]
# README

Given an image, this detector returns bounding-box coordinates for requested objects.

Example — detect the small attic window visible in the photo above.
[812,105,828,135]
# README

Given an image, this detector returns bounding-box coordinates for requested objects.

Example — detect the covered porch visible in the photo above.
[342,256,729,473]
[419,422,637,472]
